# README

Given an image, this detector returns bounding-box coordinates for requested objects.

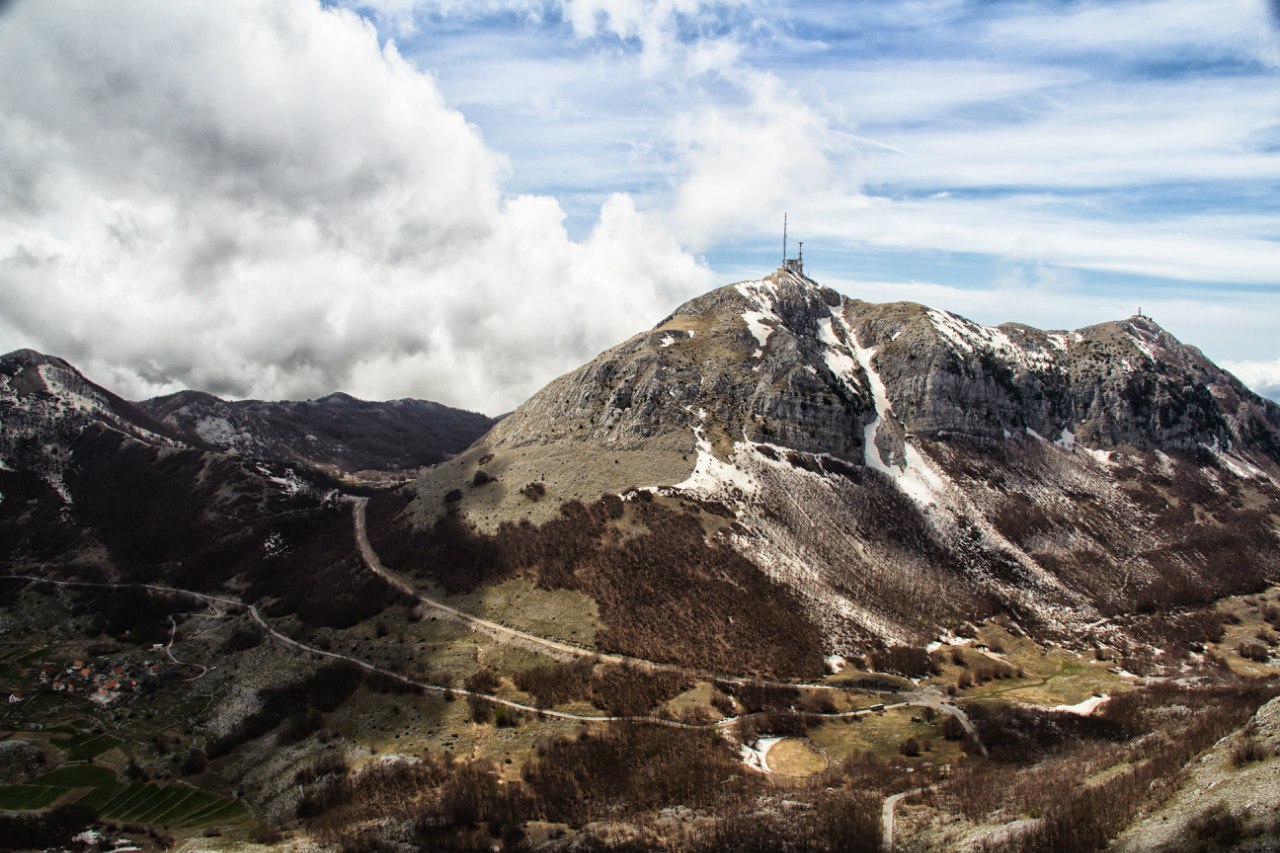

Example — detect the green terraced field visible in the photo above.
[50,732,122,760]
[0,783,63,810]
[31,764,117,787]
[79,783,247,828]
[2,761,244,829]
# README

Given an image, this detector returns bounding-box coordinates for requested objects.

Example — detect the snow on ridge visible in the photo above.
[1125,322,1159,362]
[1024,426,1111,466]
[1202,441,1268,482]
[659,334,676,348]
[926,308,1059,371]
[734,279,778,308]
[816,318,862,397]
[254,463,304,496]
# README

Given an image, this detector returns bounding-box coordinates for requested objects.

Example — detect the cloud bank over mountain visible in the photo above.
[0,0,711,412]
[1,0,1276,410]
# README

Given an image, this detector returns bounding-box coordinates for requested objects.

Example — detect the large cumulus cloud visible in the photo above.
[0,0,712,412]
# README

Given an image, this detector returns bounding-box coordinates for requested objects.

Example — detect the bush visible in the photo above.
[472,470,494,487]
[1188,801,1244,846]
[899,738,921,757]
[526,724,745,826]
[222,625,264,652]
[520,482,546,501]
[1230,738,1266,767]
[941,715,967,741]
[1237,642,1270,663]
[180,749,207,775]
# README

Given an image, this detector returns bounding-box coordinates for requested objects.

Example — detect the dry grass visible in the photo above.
[766,738,828,776]
[407,443,695,534]
[925,621,1139,707]
[807,708,963,767]
[1209,584,1280,677]
[447,578,601,648]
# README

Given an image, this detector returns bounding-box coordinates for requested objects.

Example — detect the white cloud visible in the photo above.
[667,70,847,247]
[0,0,712,412]
[1222,359,1280,401]
[982,0,1280,67]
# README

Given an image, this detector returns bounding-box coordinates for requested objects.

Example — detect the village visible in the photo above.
[20,654,172,707]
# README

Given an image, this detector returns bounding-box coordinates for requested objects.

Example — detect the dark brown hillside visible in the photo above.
[38,426,410,628]
[365,488,827,678]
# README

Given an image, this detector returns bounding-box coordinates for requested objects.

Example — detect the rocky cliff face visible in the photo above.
[490,270,1280,466]
[392,271,1280,669]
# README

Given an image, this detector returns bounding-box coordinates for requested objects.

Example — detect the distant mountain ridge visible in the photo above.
[140,387,495,479]
[0,347,494,483]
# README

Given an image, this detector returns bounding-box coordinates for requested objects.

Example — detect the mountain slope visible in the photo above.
[140,389,495,478]
[0,348,406,627]
[369,270,1280,674]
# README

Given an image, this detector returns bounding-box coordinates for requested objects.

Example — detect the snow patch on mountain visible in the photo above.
[741,311,775,358]
[816,317,863,398]
[671,410,758,499]
[1125,321,1160,361]
[736,280,782,360]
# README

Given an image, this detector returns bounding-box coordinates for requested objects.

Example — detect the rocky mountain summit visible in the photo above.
[492,269,1279,464]
[385,270,1280,669]
[0,349,186,495]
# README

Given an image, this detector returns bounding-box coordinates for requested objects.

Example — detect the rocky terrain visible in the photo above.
[141,389,494,480]
[375,269,1280,672]
[2,273,1279,852]
[1114,694,1280,852]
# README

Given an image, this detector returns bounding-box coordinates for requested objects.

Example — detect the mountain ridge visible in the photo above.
[371,269,1280,671]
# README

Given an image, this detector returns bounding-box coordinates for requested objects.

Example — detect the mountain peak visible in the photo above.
[393,270,1280,663]
[1,348,75,371]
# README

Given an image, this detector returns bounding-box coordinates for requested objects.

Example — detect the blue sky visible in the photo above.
[359,0,1280,394]
[1,0,1278,409]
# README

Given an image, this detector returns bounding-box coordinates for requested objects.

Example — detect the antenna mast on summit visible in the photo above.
[780,214,805,276]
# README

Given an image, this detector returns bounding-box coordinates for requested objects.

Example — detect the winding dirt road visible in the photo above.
[349,497,985,742]
[4,507,988,749]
